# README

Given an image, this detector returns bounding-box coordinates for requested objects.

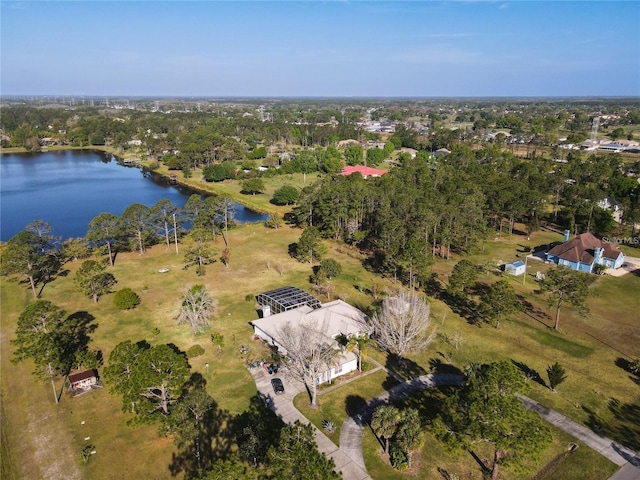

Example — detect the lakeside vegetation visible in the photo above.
[1,99,640,479]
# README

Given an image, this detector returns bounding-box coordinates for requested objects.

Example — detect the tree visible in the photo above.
[205,453,260,480]
[74,259,117,303]
[433,361,552,480]
[546,362,567,392]
[113,287,141,310]
[202,162,236,182]
[216,195,236,248]
[151,199,182,254]
[104,342,191,423]
[61,237,92,262]
[272,185,300,205]
[447,259,478,299]
[537,266,591,331]
[318,259,342,280]
[177,285,217,336]
[1,230,55,299]
[344,144,363,166]
[11,300,67,403]
[295,227,327,263]
[87,212,121,267]
[12,301,96,404]
[183,227,217,276]
[210,332,224,353]
[241,178,265,195]
[371,404,401,455]
[396,408,424,469]
[320,146,343,174]
[383,141,395,158]
[264,213,284,230]
[266,421,340,480]
[336,332,371,372]
[479,279,523,328]
[366,148,384,166]
[368,291,436,357]
[276,319,341,407]
[609,127,625,141]
[121,203,154,255]
[170,377,217,474]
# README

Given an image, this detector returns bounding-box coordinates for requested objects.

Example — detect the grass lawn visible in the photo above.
[293,368,397,445]
[148,161,324,215]
[1,221,639,479]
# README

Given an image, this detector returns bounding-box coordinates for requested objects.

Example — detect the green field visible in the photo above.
[1,221,639,479]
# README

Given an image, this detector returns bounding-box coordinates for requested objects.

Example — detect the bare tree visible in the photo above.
[177,285,217,336]
[276,319,341,407]
[369,291,436,357]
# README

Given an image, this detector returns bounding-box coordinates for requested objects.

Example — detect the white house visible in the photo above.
[68,369,100,395]
[597,196,623,223]
[250,299,368,384]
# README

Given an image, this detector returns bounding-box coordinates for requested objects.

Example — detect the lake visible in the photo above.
[0,150,268,241]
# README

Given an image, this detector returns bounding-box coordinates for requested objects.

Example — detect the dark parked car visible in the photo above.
[271,377,284,395]
[267,363,279,374]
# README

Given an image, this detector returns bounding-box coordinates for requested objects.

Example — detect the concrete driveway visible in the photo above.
[250,365,371,480]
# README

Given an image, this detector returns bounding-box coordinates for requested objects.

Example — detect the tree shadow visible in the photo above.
[288,242,298,259]
[469,450,492,475]
[615,357,640,386]
[227,393,284,468]
[607,398,640,451]
[583,400,640,452]
[469,281,491,298]
[424,272,443,298]
[385,353,428,384]
[168,374,233,479]
[511,360,547,388]
[519,298,552,325]
[440,291,481,326]
[345,394,367,418]
[429,356,463,376]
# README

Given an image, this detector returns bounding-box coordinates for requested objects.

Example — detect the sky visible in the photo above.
[1,1,639,97]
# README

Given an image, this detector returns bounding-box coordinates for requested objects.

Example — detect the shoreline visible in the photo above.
[1,145,281,216]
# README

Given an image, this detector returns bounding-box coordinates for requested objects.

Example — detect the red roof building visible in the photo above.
[338,165,387,179]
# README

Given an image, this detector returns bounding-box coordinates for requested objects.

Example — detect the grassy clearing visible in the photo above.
[149,161,324,215]
[1,221,639,479]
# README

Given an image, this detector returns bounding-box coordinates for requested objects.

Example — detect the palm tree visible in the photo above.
[343,333,371,372]
[177,285,217,336]
[370,404,401,455]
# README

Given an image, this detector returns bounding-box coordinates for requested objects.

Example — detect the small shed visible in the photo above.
[505,260,526,276]
[68,370,99,395]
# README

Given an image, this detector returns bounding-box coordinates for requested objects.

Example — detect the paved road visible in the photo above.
[517,395,640,479]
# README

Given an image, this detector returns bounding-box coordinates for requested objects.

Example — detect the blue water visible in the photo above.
[0,150,268,241]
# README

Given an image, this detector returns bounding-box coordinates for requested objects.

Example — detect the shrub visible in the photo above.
[322,419,336,433]
[271,185,299,205]
[319,258,342,279]
[389,443,408,470]
[187,344,205,358]
[113,288,141,310]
